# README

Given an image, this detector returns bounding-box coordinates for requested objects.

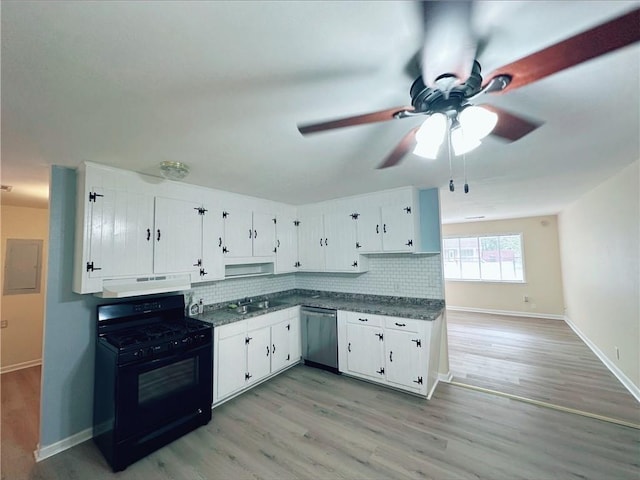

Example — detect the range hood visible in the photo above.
[96,274,191,298]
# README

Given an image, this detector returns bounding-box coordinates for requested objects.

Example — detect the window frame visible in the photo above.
[442,233,526,283]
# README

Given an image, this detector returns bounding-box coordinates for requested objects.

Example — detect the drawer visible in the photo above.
[216,319,247,339]
[384,316,422,333]
[343,311,383,327]
[247,309,287,331]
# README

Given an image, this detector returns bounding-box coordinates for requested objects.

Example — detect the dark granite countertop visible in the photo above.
[193,289,445,328]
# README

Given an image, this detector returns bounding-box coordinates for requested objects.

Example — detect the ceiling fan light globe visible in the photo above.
[159,161,190,181]
[458,105,498,140]
[451,127,482,156]
[413,140,441,160]
[415,113,447,143]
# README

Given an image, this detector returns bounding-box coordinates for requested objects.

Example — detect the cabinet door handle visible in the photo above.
[277,239,280,248]
[376,224,379,234]
[249,229,252,239]
[348,342,351,352]
[272,344,275,354]
[157,229,161,241]
[325,238,328,246]
[218,237,222,247]
[395,322,406,327]
[146,228,151,241]
[389,351,393,362]
[358,318,368,322]
[254,229,257,239]
[383,224,387,233]
[320,238,323,246]
[266,346,270,356]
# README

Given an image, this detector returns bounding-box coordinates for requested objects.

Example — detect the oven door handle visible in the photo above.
[119,342,211,370]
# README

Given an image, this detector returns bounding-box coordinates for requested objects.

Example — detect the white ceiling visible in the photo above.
[2,1,638,223]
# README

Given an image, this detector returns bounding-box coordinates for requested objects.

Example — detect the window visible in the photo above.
[443,234,524,282]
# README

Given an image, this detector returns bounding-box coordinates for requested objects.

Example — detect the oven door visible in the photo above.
[115,342,212,441]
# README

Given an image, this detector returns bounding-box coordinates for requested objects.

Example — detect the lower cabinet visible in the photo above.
[337,310,442,398]
[213,307,301,405]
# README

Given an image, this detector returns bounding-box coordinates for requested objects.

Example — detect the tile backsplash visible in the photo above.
[189,254,443,305]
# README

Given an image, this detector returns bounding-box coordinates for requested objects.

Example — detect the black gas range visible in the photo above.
[93,294,212,472]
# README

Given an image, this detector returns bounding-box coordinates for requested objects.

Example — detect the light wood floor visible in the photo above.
[446,310,640,425]
[2,364,640,480]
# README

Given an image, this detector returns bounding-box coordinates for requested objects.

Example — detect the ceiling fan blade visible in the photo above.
[483,105,542,142]
[298,106,413,135]
[421,0,477,87]
[377,127,419,169]
[485,7,640,94]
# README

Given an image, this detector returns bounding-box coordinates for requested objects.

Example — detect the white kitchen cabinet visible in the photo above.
[222,209,276,259]
[385,328,423,390]
[153,196,205,277]
[337,310,442,398]
[246,325,272,385]
[345,323,385,379]
[297,210,365,273]
[74,163,216,294]
[297,213,325,271]
[215,322,248,401]
[84,187,155,280]
[274,215,299,273]
[213,307,301,405]
[356,198,416,253]
[324,211,360,271]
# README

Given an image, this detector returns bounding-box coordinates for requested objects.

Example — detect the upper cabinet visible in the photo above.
[297,209,366,273]
[221,207,276,260]
[73,163,224,296]
[274,214,299,274]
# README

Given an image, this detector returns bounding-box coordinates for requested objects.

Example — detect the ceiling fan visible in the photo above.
[297,2,640,174]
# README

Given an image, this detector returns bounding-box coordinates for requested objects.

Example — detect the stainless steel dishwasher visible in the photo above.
[301,306,339,374]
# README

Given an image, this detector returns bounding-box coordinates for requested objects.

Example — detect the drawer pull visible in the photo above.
[358,318,368,322]
[395,322,406,327]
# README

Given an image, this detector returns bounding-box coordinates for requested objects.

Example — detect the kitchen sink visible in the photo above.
[234,299,286,314]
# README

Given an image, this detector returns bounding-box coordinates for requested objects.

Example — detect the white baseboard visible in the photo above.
[563,315,640,403]
[438,371,453,383]
[446,306,564,321]
[34,427,93,462]
[1,358,42,374]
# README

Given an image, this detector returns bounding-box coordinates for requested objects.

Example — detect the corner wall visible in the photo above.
[558,160,639,392]
[1,205,49,371]
[442,216,564,317]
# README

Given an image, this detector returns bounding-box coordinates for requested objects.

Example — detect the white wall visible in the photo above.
[442,216,565,317]
[1,204,49,371]
[558,160,639,390]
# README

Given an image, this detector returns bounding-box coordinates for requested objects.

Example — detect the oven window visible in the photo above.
[138,357,198,404]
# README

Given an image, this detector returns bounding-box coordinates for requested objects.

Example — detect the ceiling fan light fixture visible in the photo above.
[458,105,498,140]
[451,126,482,156]
[414,113,447,159]
[159,161,190,181]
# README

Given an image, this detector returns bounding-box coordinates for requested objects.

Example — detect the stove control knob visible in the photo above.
[135,349,145,358]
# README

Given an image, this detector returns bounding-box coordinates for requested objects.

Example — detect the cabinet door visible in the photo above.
[200,206,224,282]
[270,319,291,373]
[246,326,271,384]
[324,212,358,271]
[223,208,253,258]
[385,329,423,390]
[87,187,154,278]
[153,197,203,274]
[252,212,276,257]
[216,331,248,401]
[288,312,301,363]
[381,204,414,252]
[356,206,382,254]
[297,214,325,271]
[345,323,385,379]
[275,215,298,273]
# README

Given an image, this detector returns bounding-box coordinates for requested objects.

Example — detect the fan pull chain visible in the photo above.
[448,117,454,192]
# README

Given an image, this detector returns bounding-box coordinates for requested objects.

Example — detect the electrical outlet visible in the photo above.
[1,320,8,328]
[615,347,620,360]
[523,295,529,303]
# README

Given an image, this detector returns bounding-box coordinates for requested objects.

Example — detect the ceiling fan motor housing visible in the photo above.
[410,60,483,115]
